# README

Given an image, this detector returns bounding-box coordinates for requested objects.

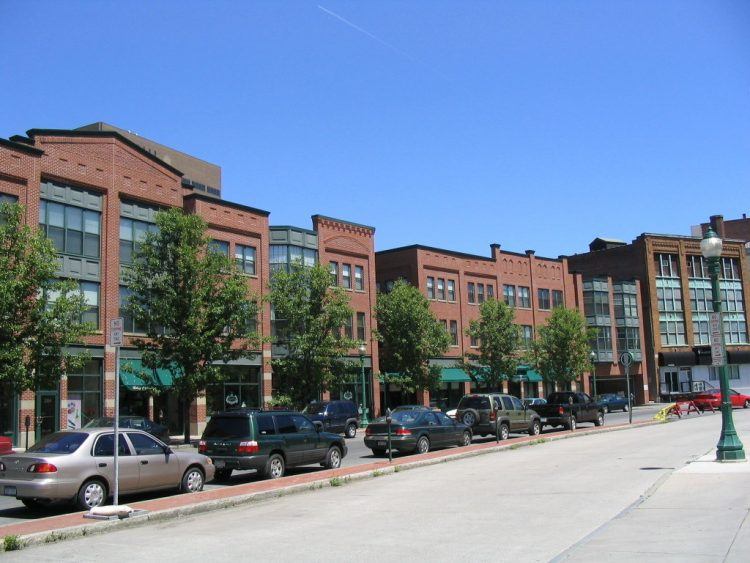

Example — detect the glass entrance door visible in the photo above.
[36,391,59,441]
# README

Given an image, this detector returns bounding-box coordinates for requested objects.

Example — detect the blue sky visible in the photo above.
[1,1,748,258]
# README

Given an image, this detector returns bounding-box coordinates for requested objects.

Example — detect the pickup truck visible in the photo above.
[533,392,604,430]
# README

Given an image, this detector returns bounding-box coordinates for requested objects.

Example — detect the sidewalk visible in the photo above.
[0,418,662,550]
[558,450,750,562]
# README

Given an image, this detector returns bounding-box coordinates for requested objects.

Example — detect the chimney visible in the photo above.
[525,249,535,257]
[710,215,725,238]
[490,243,501,260]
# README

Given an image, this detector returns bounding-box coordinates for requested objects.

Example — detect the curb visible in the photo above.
[1,417,668,552]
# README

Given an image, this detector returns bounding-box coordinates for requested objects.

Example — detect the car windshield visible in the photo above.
[458,396,490,410]
[302,402,328,415]
[203,416,251,439]
[391,411,422,424]
[27,432,88,454]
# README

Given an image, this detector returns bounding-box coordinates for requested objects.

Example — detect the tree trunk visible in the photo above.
[182,396,191,445]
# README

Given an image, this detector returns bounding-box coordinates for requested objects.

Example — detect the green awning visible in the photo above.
[440,367,471,383]
[512,369,543,383]
[119,359,176,391]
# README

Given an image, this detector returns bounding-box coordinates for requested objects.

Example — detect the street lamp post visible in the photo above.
[590,350,598,398]
[358,343,370,426]
[701,227,745,462]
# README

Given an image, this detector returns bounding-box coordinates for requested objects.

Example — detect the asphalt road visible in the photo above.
[0,404,663,526]
[8,407,749,562]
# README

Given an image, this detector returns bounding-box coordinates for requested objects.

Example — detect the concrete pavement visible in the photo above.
[3,409,748,561]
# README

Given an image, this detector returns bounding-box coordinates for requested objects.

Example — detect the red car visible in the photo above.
[692,389,750,411]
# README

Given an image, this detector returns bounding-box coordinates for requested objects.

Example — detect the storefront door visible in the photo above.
[36,391,59,441]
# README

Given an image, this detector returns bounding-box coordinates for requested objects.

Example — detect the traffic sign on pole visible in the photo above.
[709,312,725,367]
[109,318,124,347]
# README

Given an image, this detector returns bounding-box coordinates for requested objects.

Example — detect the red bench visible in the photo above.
[0,436,13,455]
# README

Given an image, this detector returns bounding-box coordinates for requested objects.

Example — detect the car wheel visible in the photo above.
[213,468,232,482]
[595,412,604,427]
[371,448,386,456]
[460,431,472,447]
[529,420,541,436]
[744,400,750,409]
[264,453,285,479]
[603,405,609,414]
[76,479,107,511]
[568,416,577,431]
[416,436,430,454]
[345,423,357,439]
[325,446,343,469]
[461,410,478,427]
[499,423,509,441]
[181,467,204,493]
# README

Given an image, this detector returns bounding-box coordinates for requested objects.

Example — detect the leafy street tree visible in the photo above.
[376,280,451,393]
[124,208,260,443]
[461,298,520,391]
[268,261,355,408]
[0,202,92,394]
[530,306,594,392]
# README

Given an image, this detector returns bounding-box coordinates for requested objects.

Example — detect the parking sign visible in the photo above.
[109,317,124,347]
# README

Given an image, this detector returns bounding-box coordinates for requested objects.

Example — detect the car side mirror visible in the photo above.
[163,446,173,455]
[313,421,323,432]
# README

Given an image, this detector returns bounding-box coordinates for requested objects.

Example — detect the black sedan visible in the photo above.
[84,416,171,443]
[364,410,472,455]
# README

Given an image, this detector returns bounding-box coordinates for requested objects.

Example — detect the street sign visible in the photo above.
[109,317,124,347]
[709,312,725,366]
[619,351,633,368]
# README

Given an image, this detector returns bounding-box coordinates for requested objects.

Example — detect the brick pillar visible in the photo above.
[19,389,36,448]
[262,348,273,407]
[189,394,206,438]
[420,389,430,406]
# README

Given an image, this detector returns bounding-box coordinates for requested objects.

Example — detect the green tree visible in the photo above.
[124,208,260,443]
[268,261,355,408]
[461,298,520,390]
[530,307,594,391]
[376,280,450,393]
[0,202,92,393]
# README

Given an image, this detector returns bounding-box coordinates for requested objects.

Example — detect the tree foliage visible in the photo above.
[461,298,520,390]
[268,261,355,408]
[0,202,92,392]
[124,208,260,442]
[375,280,450,392]
[530,307,594,387]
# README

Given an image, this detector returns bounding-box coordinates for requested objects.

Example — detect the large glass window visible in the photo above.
[80,281,100,329]
[427,277,435,299]
[584,281,609,316]
[503,285,515,307]
[722,258,740,280]
[120,286,145,334]
[40,200,100,259]
[656,275,686,346]
[342,264,352,289]
[655,254,679,278]
[538,288,550,310]
[447,280,456,301]
[437,278,446,300]
[521,325,533,348]
[235,245,256,275]
[614,291,639,318]
[552,290,563,308]
[270,245,288,273]
[616,327,640,354]
[120,218,158,264]
[206,367,261,416]
[593,326,612,354]
[209,239,229,256]
[518,287,531,308]
[356,312,366,342]
[67,359,102,427]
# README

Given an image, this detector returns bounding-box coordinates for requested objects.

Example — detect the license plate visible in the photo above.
[214,460,225,468]
[3,486,16,496]
[377,441,386,447]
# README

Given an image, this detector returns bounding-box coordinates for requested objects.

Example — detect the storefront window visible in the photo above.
[67,359,102,427]
[206,366,261,417]
[0,384,17,444]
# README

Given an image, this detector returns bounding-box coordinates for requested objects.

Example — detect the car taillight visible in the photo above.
[238,440,259,454]
[28,462,57,473]
[558,407,565,415]
[365,427,373,436]
[489,411,496,421]
[395,428,411,436]
[198,440,207,453]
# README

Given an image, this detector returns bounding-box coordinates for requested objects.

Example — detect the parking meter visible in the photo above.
[386,408,393,463]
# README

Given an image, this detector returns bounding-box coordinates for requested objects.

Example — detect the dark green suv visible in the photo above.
[199,409,348,481]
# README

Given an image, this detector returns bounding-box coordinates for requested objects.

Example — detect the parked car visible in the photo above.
[302,400,359,438]
[523,398,547,408]
[199,409,347,482]
[364,410,472,455]
[692,389,750,411]
[533,392,604,430]
[390,405,432,413]
[455,394,542,439]
[596,393,629,413]
[0,428,213,510]
[85,415,171,443]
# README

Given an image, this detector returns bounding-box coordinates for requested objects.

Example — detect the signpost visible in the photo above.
[109,318,123,507]
[619,351,634,424]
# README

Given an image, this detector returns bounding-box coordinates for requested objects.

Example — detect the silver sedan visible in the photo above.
[0,428,214,510]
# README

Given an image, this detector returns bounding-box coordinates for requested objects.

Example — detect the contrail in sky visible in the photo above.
[317,4,449,81]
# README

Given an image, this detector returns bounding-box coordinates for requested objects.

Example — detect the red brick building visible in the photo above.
[375,243,592,409]
[0,127,378,445]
